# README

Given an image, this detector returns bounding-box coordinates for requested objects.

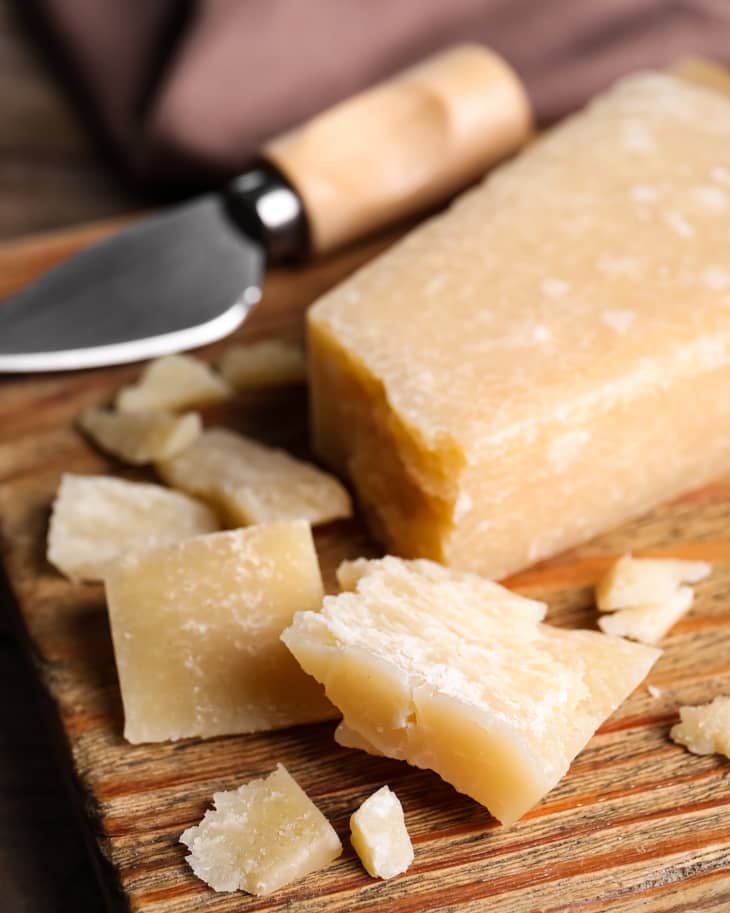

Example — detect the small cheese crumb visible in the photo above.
[47,474,218,581]
[218,340,306,390]
[116,354,231,413]
[157,427,351,527]
[350,786,413,880]
[647,685,663,699]
[669,696,730,758]
[78,408,201,464]
[596,554,711,644]
[180,764,342,894]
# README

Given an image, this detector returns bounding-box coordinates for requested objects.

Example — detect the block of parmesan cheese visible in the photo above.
[116,354,231,412]
[596,554,711,643]
[104,523,335,743]
[669,696,730,759]
[157,427,351,527]
[350,785,413,879]
[282,556,660,825]
[308,73,730,578]
[79,408,201,464]
[180,764,342,894]
[219,340,306,390]
[47,474,218,581]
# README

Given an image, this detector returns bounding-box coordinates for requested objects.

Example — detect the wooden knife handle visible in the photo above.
[263,45,533,256]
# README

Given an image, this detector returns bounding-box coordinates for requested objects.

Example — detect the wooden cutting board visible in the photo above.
[2,66,730,910]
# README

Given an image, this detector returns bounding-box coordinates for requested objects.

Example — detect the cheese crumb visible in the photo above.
[218,340,306,390]
[47,474,218,581]
[350,786,413,880]
[78,408,201,464]
[157,427,351,527]
[116,354,231,413]
[180,764,342,894]
[596,554,711,644]
[669,696,730,758]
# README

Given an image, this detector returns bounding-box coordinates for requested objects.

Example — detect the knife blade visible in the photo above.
[0,45,532,373]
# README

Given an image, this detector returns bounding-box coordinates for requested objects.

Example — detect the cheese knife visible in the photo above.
[0,45,531,373]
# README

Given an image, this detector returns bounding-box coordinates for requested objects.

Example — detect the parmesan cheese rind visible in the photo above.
[47,473,218,581]
[180,764,342,894]
[219,340,306,390]
[116,354,231,412]
[157,427,351,527]
[669,696,730,758]
[78,408,201,464]
[282,556,660,825]
[350,786,413,879]
[104,523,336,743]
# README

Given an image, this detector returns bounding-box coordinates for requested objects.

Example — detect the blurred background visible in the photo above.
[1,1,729,911]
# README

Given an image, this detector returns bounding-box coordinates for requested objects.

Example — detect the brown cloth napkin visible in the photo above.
[26,0,730,186]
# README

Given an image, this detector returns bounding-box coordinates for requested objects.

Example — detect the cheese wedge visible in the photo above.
[282,556,660,825]
[157,427,351,527]
[308,73,730,577]
[78,408,201,464]
[104,523,335,743]
[350,786,413,880]
[670,696,730,758]
[47,474,218,581]
[116,354,230,412]
[180,764,342,894]
[219,340,307,390]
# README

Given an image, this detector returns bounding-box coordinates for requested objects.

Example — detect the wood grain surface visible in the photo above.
[2,59,730,913]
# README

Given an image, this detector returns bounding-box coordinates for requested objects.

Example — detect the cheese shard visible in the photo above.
[219,340,306,390]
[47,474,218,581]
[180,764,342,894]
[116,354,231,413]
[596,554,711,643]
[157,427,351,527]
[104,523,335,743]
[282,556,660,825]
[308,73,730,578]
[78,408,201,464]
[669,696,730,758]
[350,786,413,879]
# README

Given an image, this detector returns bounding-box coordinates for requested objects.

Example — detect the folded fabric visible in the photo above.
[25,0,730,185]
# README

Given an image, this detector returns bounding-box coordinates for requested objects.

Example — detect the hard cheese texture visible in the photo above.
[157,428,351,527]
[282,556,660,825]
[670,696,730,759]
[47,474,218,581]
[597,554,711,643]
[104,523,335,743]
[350,786,413,879]
[116,354,231,412]
[180,764,342,894]
[308,73,730,578]
[79,408,201,464]
[219,340,307,390]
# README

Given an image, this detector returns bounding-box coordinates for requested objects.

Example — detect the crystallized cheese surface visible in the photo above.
[309,73,730,577]
[116,354,231,413]
[105,523,335,743]
[670,696,730,759]
[282,556,660,825]
[47,474,218,581]
[180,764,342,894]
[157,428,351,527]
[219,340,307,390]
[79,408,201,464]
[350,786,413,879]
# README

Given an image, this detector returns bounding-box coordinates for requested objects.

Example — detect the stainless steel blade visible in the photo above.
[0,196,264,372]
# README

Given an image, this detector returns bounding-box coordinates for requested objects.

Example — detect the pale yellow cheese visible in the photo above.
[104,523,335,743]
[157,427,351,527]
[78,408,201,464]
[116,354,231,412]
[308,73,730,578]
[350,785,413,879]
[219,340,306,390]
[180,764,342,894]
[47,473,218,581]
[282,556,660,825]
[596,554,711,643]
[669,696,730,758]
